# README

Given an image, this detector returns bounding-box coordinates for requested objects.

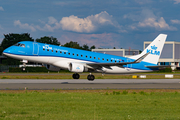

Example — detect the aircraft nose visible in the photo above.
[2,52,7,57]
[2,47,13,57]
[2,48,9,57]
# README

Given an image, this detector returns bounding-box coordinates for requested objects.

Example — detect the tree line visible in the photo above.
[0,33,96,53]
[0,33,96,65]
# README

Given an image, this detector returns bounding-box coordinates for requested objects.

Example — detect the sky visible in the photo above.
[1,0,180,50]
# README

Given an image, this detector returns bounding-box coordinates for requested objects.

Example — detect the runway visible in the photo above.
[0,79,180,90]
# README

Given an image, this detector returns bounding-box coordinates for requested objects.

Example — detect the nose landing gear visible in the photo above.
[87,74,95,81]
[87,75,95,81]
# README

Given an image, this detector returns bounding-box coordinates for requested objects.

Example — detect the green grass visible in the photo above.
[1,73,180,79]
[0,90,180,120]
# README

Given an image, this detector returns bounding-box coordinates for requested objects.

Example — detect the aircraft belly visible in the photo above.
[103,66,151,74]
[26,56,50,63]
[26,56,93,69]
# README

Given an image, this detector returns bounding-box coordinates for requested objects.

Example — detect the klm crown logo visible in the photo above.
[147,45,160,56]
[76,67,80,70]
[151,45,157,50]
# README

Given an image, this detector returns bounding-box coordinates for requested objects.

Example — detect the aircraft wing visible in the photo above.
[86,52,150,67]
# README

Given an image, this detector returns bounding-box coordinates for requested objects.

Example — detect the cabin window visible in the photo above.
[86,56,88,58]
[77,54,79,56]
[64,52,66,54]
[81,55,83,57]
[60,51,62,53]
[51,50,53,52]
[94,57,96,59]
[115,60,117,62]
[68,53,70,55]
[111,60,113,62]
[102,58,104,61]
[107,59,109,61]
[47,49,49,51]
[98,58,100,60]
[90,56,92,58]
[43,48,45,51]
[56,51,58,53]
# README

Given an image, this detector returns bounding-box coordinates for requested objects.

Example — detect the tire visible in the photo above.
[72,73,80,79]
[87,75,95,81]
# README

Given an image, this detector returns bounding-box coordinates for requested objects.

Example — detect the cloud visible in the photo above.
[138,17,177,31]
[171,19,180,24]
[60,11,121,33]
[174,0,180,4]
[14,17,61,32]
[124,9,177,31]
[60,15,95,33]
[0,6,4,11]
[14,20,36,32]
[48,17,58,25]
[124,9,156,22]
[58,32,121,48]
[14,11,122,33]
[38,17,61,32]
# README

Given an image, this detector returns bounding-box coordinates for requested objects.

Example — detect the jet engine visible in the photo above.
[68,63,88,73]
[44,64,61,71]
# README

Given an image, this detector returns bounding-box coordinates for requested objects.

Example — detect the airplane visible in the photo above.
[2,34,168,81]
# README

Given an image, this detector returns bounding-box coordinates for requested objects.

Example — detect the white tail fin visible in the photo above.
[129,34,167,64]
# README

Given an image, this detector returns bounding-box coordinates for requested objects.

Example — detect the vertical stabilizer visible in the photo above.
[129,34,167,64]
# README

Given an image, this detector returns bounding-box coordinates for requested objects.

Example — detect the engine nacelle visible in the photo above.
[68,63,87,73]
[44,64,61,71]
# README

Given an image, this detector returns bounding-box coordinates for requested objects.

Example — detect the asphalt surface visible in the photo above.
[0,79,180,90]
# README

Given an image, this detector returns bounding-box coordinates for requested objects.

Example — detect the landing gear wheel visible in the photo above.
[72,73,80,79]
[87,75,95,81]
[21,67,26,71]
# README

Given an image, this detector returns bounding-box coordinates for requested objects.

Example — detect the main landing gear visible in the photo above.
[72,73,95,81]
[72,73,80,79]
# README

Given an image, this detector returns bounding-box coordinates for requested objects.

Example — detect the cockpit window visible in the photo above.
[20,44,25,47]
[14,43,21,46]
[14,43,25,48]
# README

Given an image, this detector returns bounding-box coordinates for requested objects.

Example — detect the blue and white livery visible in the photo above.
[3,34,167,81]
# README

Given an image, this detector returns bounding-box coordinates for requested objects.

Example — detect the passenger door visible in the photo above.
[33,43,39,55]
